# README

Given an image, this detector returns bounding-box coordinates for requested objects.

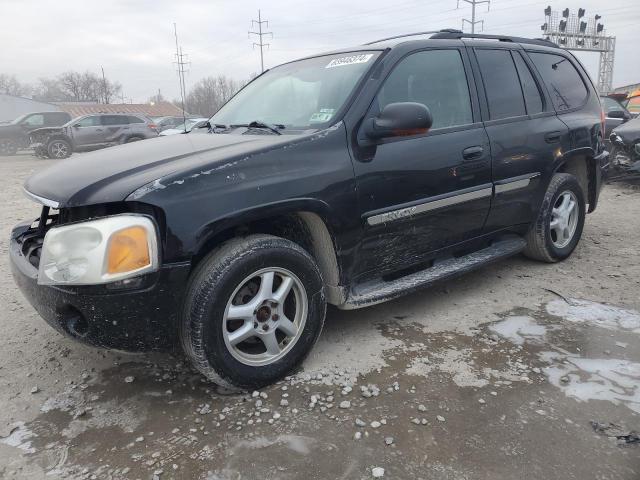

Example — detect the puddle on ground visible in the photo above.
[488,298,640,415]
[541,352,640,414]
[489,315,547,345]
[546,298,640,333]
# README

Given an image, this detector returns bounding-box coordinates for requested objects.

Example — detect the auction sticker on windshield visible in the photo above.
[326,54,374,68]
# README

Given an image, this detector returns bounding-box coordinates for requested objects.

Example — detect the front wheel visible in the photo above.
[47,138,72,159]
[180,234,326,389]
[524,173,586,263]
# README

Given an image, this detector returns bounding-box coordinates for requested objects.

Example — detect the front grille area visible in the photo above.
[19,206,61,268]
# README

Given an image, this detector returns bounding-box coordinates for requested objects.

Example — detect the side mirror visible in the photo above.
[607,110,627,119]
[364,102,433,140]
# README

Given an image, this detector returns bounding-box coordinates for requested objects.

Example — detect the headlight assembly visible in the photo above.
[38,215,159,285]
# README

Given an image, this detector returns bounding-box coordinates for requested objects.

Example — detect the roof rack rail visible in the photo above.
[364,29,462,45]
[429,31,559,48]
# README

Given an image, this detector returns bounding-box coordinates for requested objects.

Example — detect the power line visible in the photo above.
[249,9,273,73]
[173,22,189,125]
[458,0,490,33]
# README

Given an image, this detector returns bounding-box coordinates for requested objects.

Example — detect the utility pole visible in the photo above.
[173,23,189,127]
[249,9,273,73]
[101,66,108,104]
[458,0,490,34]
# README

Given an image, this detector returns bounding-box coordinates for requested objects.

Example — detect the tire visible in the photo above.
[523,173,586,263]
[180,234,326,389]
[47,138,72,159]
[0,139,18,156]
[125,136,143,143]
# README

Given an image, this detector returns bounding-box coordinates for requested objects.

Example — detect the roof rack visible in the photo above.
[429,31,559,48]
[364,29,461,45]
[365,29,558,48]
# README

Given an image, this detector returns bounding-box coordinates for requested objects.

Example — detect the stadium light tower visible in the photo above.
[541,6,616,94]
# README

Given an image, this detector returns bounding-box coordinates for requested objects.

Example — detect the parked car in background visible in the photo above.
[30,113,159,159]
[0,111,72,156]
[11,31,608,389]
[153,116,195,132]
[623,89,640,117]
[610,116,640,174]
[601,96,632,137]
[159,118,209,136]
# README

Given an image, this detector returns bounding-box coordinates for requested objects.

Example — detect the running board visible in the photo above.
[341,237,526,310]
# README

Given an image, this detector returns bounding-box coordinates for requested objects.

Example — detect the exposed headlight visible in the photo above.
[38,215,159,285]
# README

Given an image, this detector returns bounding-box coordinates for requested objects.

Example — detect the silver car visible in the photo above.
[30,113,159,159]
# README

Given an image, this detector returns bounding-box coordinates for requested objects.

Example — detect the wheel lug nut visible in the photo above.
[254,322,258,328]
[272,314,279,321]
[262,324,269,331]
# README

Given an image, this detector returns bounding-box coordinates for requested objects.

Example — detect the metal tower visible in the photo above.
[540,7,616,94]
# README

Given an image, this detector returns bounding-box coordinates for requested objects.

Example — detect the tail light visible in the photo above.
[600,109,606,137]
[148,123,158,131]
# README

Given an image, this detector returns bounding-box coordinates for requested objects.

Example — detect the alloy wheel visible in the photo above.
[550,190,579,248]
[222,267,307,367]
[50,141,68,158]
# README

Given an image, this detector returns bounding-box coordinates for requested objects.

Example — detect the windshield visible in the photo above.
[601,97,624,114]
[10,114,28,125]
[211,51,380,130]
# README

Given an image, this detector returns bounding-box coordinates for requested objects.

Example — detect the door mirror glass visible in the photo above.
[364,102,433,140]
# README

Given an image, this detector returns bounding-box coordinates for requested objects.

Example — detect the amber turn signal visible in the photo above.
[106,226,151,274]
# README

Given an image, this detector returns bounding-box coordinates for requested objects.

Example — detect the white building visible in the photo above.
[0,94,61,123]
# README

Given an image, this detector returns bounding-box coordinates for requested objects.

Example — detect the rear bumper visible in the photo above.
[10,221,191,352]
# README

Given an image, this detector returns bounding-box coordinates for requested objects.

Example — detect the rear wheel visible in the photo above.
[125,136,143,143]
[0,139,18,156]
[47,138,71,159]
[524,173,585,263]
[180,234,326,389]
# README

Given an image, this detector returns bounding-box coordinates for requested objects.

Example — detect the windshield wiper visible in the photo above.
[231,121,284,135]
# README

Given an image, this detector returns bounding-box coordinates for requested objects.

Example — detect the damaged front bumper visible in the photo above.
[9,220,191,352]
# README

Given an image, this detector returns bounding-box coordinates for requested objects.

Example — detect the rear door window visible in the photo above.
[527,52,588,111]
[101,115,128,126]
[377,49,473,129]
[513,52,544,115]
[475,49,526,120]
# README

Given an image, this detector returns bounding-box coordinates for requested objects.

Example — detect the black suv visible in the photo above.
[10,31,608,388]
[0,111,72,155]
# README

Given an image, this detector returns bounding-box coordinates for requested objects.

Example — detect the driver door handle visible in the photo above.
[462,146,484,161]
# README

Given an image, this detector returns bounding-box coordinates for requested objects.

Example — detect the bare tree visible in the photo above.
[184,75,246,117]
[0,74,30,96]
[31,71,122,103]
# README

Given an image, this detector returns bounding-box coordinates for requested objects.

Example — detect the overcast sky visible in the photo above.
[1,0,638,102]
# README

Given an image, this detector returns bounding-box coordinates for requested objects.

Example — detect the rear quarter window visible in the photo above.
[527,52,588,111]
[128,116,145,124]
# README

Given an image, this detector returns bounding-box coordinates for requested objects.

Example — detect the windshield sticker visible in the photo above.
[325,54,374,69]
[309,108,336,123]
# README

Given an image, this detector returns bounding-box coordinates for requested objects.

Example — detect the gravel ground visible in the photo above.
[0,153,639,479]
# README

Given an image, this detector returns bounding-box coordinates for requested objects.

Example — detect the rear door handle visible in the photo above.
[544,131,562,143]
[462,146,484,161]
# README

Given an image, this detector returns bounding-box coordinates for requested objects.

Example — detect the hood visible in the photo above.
[24,132,296,208]
[612,116,640,143]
